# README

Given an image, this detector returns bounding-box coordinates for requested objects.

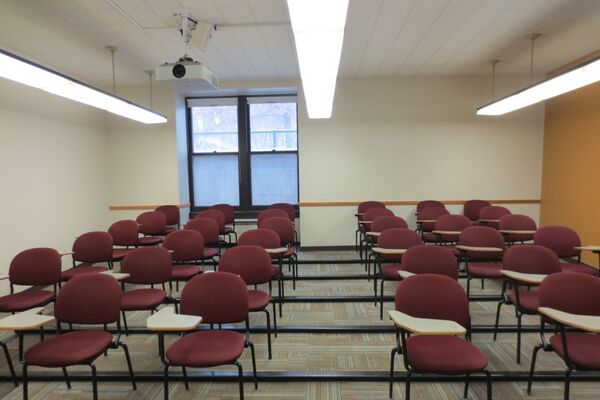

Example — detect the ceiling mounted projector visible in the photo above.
[155,13,219,90]
[156,58,219,90]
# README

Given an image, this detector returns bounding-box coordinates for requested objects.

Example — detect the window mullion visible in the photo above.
[238,96,251,210]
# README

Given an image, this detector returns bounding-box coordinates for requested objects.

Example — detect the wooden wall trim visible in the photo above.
[298,199,541,207]
[109,203,191,211]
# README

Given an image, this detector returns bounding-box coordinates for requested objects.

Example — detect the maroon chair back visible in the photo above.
[257,209,289,227]
[108,220,139,247]
[211,204,235,225]
[395,274,470,328]
[238,229,281,249]
[534,225,581,258]
[503,245,561,275]
[121,247,172,285]
[463,200,491,222]
[357,201,386,216]
[155,205,180,226]
[401,245,458,280]
[55,274,121,325]
[377,228,422,261]
[459,226,505,260]
[73,231,113,263]
[219,245,272,285]
[180,272,249,324]
[539,273,600,317]
[371,216,408,233]
[499,214,537,242]
[435,214,471,242]
[363,208,394,231]
[416,200,445,212]
[137,211,167,236]
[196,209,226,233]
[260,217,295,245]
[419,207,449,232]
[479,206,511,229]
[9,248,61,286]
[163,230,205,262]
[269,203,295,221]
[184,218,220,246]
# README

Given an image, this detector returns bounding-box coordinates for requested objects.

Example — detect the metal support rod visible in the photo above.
[106,46,117,95]
[527,33,541,84]
[146,70,154,109]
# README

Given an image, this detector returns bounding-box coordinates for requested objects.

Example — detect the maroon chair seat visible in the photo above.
[379,243,456,320]
[21,273,136,398]
[248,290,271,310]
[204,248,218,258]
[560,262,597,275]
[422,232,437,242]
[464,200,491,223]
[137,236,163,246]
[406,335,488,375]
[269,203,295,221]
[163,227,177,235]
[479,206,511,229]
[466,263,503,278]
[495,245,562,364]
[121,289,166,310]
[549,333,600,370]
[0,289,54,313]
[24,331,113,367]
[499,214,536,243]
[257,209,289,227]
[219,245,277,359]
[381,264,402,279]
[508,290,539,314]
[60,266,107,281]
[166,330,245,368]
[172,265,201,281]
[163,272,256,399]
[112,248,134,260]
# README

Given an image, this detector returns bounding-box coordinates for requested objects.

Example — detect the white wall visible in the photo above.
[298,77,545,246]
[105,85,184,223]
[0,80,110,293]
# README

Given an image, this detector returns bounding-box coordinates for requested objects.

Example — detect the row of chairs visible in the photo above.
[387,271,600,400]
[356,202,600,399]
[0,202,298,399]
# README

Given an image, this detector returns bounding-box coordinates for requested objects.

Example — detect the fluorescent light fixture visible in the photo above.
[287,0,349,119]
[0,49,167,124]
[477,56,600,116]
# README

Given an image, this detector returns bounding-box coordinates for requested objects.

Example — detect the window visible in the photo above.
[187,95,298,212]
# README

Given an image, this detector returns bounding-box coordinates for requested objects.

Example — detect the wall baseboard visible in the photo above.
[300,245,355,251]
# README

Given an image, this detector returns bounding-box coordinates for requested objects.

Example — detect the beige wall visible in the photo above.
[105,85,184,223]
[298,77,545,246]
[0,80,110,293]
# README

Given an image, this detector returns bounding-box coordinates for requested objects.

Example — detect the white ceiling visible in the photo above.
[0,0,599,87]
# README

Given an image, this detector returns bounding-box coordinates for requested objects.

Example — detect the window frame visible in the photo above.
[186,94,300,217]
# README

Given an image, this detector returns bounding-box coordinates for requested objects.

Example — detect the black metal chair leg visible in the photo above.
[466,277,471,299]
[18,332,23,362]
[405,370,412,400]
[120,343,137,390]
[163,364,170,400]
[248,342,258,389]
[278,276,283,318]
[22,363,28,400]
[380,279,386,319]
[62,366,71,389]
[564,368,572,400]
[516,313,522,364]
[464,374,469,398]
[90,363,98,400]
[264,309,272,359]
[121,310,129,336]
[527,344,544,394]
[0,342,17,386]
[234,361,244,400]
[389,347,397,398]
[493,301,504,340]
[484,369,493,400]
[182,366,189,390]
[272,300,278,338]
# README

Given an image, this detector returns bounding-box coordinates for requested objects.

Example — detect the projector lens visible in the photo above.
[172,64,186,78]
